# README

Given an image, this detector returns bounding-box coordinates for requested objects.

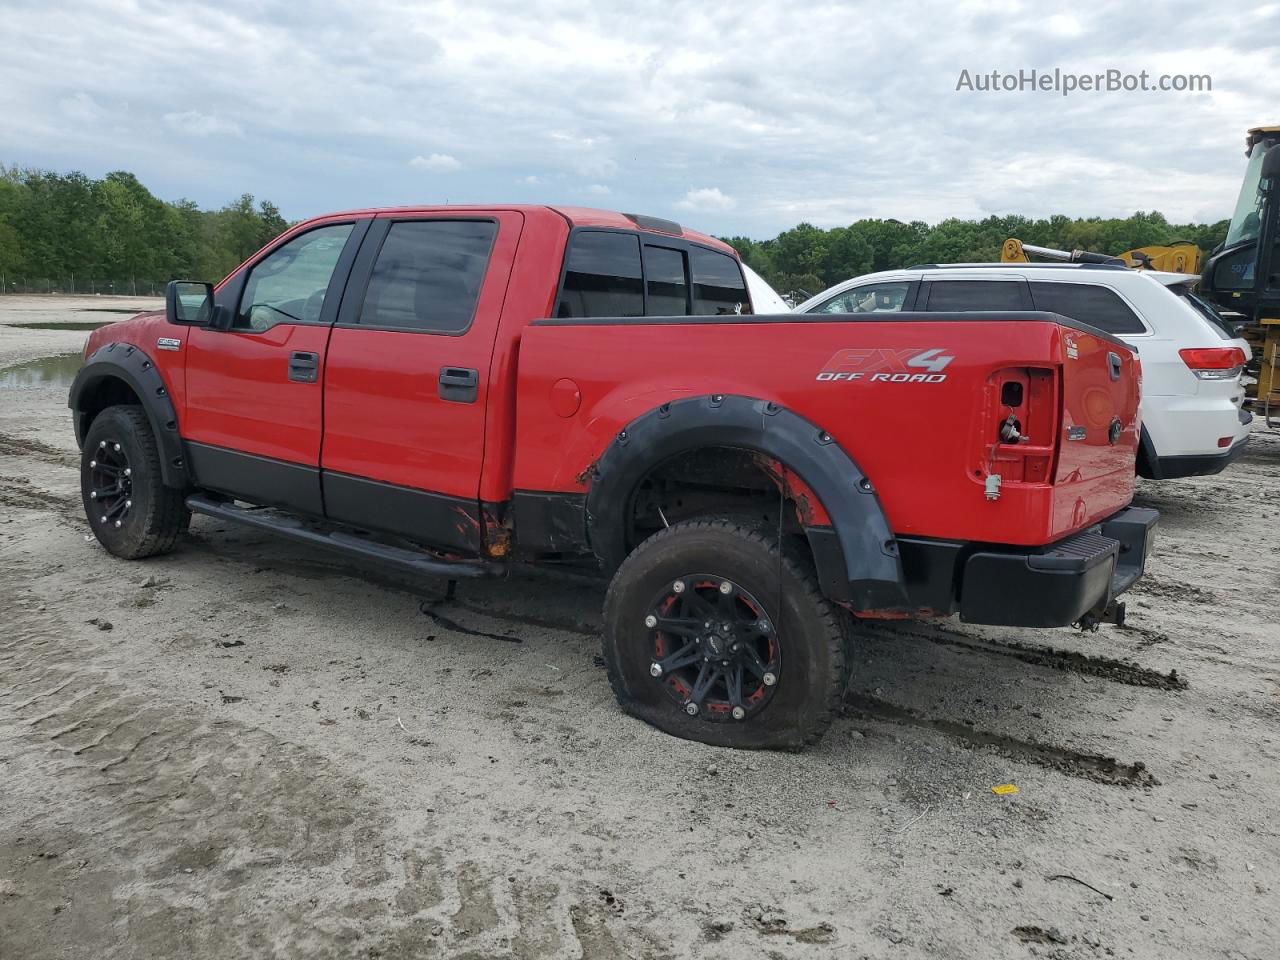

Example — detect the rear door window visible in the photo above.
[924,279,1032,311]
[812,281,912,314]
[1028,281,1146,334]
[359,219,497,333]
[689,247,749,315]
[557,232,644,317]
[643,245,689,315]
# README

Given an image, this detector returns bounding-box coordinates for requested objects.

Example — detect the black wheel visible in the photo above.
[81,405,189,559]
[602,518,848,750]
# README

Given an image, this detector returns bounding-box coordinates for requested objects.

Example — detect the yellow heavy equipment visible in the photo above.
[1001,125,1280,425]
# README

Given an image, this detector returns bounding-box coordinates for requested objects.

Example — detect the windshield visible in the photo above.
[1224,139,1275,247]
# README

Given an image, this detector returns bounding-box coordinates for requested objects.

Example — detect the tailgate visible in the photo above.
[1051,322,1140,533]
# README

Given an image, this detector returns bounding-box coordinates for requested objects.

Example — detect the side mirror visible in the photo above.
[166,280,215,326]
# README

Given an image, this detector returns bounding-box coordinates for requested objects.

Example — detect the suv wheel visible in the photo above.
[602,518,849,749]
[81,405,189,559]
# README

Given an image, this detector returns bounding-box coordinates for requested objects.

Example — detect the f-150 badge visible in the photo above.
[816,347,954,383]
[157,337,182,351]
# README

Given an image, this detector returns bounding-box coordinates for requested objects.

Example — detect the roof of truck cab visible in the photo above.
[296,204,735,255]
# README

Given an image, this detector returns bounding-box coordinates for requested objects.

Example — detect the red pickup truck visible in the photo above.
[70,205,1157,748]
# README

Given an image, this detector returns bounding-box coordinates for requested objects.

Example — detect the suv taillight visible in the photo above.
[1179,347,1246,380]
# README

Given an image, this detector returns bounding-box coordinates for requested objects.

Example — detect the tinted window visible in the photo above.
[644,245,688,315]
[926,279,1030,311]
[237,223,354,331]
[1029,281,1145,334]
[690,247,749,315]
[557,232,643,317]
[1181,290,1238,341]
[359,220,496,333]
[812,281,911,314]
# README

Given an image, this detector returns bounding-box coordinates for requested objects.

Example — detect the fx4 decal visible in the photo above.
[816,347,955,383]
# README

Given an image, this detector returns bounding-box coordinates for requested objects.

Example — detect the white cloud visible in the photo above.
[675,187,737,212]
[163,110,243,137]
[521,174,540,184]
[586,183,611,195]
[59,92,106,122]
[410,153,461,172]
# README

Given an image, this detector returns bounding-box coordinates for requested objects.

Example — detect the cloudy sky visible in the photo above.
[2,0,1278,237]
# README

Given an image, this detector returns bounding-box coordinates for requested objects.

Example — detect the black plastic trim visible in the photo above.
[583,394,907,609]
[186,494,502,580]
[186,441,323,516]
[323,472,483,555]
[69,342,188,488]
[532,309,1138,351]
[1151,435,1249,479]
[511,490,590,557]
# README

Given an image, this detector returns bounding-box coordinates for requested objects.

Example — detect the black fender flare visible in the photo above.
[584,394,907,609]
[68,342,188,489]
[1136,425,1161,480]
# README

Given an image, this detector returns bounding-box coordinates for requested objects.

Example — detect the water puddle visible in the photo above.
[0,353,84,389]
[1,321,116,331]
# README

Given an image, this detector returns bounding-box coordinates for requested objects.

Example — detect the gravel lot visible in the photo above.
[2,295,1278,959]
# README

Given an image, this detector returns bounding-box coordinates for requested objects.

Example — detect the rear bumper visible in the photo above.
[955,506,1158,627]
[1149,433,1249,480]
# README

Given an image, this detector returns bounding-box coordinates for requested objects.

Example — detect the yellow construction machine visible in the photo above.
[1002,126,1280,424]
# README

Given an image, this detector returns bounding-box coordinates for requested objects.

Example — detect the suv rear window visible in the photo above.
[1028,281,1146,334]
[557,232,643,318]
[1181,290,1239,341]
[925,280,1031,311]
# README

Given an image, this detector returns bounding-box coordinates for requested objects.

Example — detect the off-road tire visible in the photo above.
[81,405,189,559]
[602,518,849,750]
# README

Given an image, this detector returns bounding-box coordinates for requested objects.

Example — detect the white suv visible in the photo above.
[794,264,1252,479]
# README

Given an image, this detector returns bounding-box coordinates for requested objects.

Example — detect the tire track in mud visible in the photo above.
[0,474,78,515]
[866,622,1188,691]
[0,592,665,960]
[0,431,79,469]
[843,692,1158,788]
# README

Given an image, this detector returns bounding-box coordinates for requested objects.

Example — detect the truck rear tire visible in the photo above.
[602,518,848,750]
[81,404,189,560]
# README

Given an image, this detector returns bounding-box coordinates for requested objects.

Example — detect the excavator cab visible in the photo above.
[1201,127,1280,320]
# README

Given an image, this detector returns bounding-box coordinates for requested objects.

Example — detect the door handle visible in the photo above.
[438,366,479,403]
[1108,351,1122,381]
[288,351,319,383]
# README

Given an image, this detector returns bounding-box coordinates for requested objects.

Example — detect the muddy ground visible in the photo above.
[1,294,1277,960]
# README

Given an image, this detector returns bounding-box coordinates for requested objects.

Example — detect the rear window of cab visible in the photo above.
[556,231,750,318]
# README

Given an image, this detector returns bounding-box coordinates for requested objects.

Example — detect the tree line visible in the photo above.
[0,165,1230,299]
[0,166,287,294]
[724,211,1229,300]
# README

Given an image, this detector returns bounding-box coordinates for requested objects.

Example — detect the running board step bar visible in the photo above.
[186,494,504,580]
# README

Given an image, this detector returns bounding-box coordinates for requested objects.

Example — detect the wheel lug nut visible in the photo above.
[718,581,733,595]
[732,706,746,720]
[684,702,699,716]
[99,515,106,523]
[672,580,685,594]
[125,500,132,508]
[99,441,106,448]
[114,520,122,528]
[124,468,132,476]
[114,443,121,452]
[650,662,663,677]
[762,672,777,686]
[90,491,97,500]
[89,460,97,468]
[644,614,657,628]
[757,620,771,633]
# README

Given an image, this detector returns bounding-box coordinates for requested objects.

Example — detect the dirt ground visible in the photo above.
[1,294,1277,960]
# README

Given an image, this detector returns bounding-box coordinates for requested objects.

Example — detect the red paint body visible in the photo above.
[84,205,1139,554]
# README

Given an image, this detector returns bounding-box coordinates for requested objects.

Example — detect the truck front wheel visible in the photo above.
[81,404,189,560]
[602,518,848,749]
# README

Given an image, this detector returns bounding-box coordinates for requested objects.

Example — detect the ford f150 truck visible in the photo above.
[69,205,1157,749]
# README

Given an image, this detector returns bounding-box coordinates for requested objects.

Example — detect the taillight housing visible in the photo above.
[1179,347,1246,380]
